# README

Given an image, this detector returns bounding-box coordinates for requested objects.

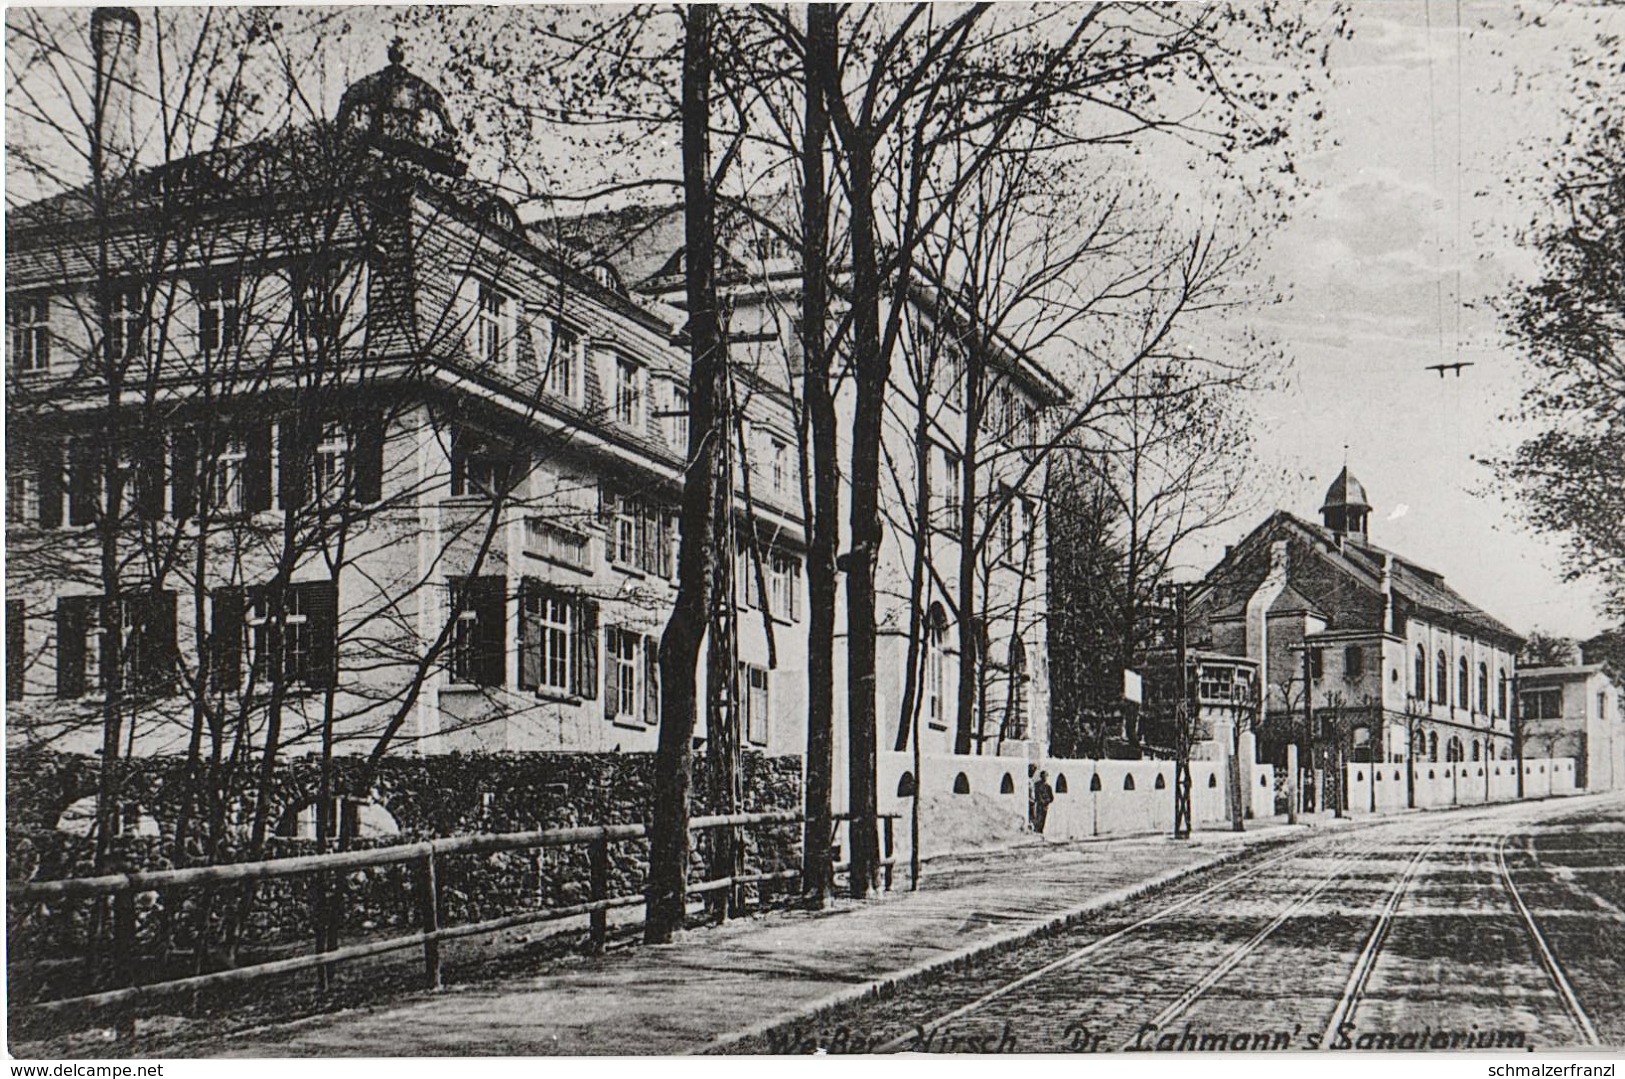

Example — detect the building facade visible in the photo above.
[6,39,1059,789]
[1518,664,1623,791]
[1189,468,1523,774]
[5,48,807,763]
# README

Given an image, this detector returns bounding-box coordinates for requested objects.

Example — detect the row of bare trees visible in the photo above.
[7,5,1336,947]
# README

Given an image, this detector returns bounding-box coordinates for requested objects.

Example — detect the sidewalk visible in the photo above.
[190,815,1343,1057]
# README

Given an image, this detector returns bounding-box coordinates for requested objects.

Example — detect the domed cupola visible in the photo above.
[336,39,465,176]
[1320,465,1372,541]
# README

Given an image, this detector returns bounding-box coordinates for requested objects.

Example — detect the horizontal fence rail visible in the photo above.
[9,809,898,1024]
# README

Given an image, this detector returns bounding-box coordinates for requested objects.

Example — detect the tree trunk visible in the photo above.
[647,5,722,942]
[799,2,837,907]
[841,109,886,899]
[954,344,984,756]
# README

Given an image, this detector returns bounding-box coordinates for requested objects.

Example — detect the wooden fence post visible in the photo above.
[417,850,441,990]
[113,888,137,1046]
[588,837,609,954]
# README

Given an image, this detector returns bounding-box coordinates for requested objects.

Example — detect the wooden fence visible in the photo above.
[8,809,897,1021]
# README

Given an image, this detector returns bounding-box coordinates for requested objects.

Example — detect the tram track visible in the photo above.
[1496,832,1602,1047]
[874,830,1383,1053]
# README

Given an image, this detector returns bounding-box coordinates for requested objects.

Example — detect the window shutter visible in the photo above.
[449,426,467,497]
[244,421,273,512]
[211,587,244,694]
[354,414,385,505]
[517,577,539,691]
[603,627,620,721]
[136,436,165,519]
[790,560,801,622]
[7,600,26,701]
[643,636,660,725]
[67,439,97,526]
[473,576,506,687]
[574,598,599,699]
[140,590,178,695]
[171,430,198,520]
[38,439,63,528]
[515,310,537,375]
[303,580,340,689]
[55,597,86,699]
[658,514,674,579]
[279,415,311,510]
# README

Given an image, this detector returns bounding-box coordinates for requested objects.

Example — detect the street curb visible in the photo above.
[697,827,1310,1055]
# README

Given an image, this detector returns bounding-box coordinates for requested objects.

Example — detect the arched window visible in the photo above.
[1004,638,1029,741]
[897,771,916,798]
[1123,773,1136,791]
[952,772,971,795]
[926,604,950,730]
[1471,740,1480,762]
[1436,651,1449,703]
[1089,773,1103,792]
[1498,669,1508,718]
[1458,656,1469,708]
[1000,773,1015,794]
[1054,774,1068,794]
[1154,773,1168,790]
[1428,731,1438,762]
[1208,773,1219,788]
[1414,645,1427,697]
[1477,663,1489,714]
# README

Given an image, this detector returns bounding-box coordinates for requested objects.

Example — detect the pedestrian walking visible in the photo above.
[1032,769,1054,835]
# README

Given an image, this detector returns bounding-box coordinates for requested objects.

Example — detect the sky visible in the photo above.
[7,2,1616,641]
[1181,0,1619,643]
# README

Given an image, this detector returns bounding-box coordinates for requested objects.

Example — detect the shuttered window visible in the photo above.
[211,581,337,691]
[447,576,506,687]
[54,591,177,699]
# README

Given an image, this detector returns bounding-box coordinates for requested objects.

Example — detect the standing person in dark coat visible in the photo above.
[1032,769,1054,835]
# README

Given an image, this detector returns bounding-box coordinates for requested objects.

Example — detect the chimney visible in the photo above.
[91,8,142,175]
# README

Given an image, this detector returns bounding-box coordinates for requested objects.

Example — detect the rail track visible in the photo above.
[862,802,1615,1054]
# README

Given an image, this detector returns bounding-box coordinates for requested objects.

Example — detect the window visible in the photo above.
[107,283,144,360]
[1499,669,1508,718]
[9,294,50,372]
[197,275,240,353]
[1310,649,1324,680]
[604,627,639,721]
[1521,688,1563,720]
[547,322,582,401]
[450,428,515,499]
[943,347,965,409]
[55,592,177,699]
[475,281,509,367]
[524,517,592,572]
[614,357,643,428]
[520,590,572,693]
[769,552,800,621]
[1199,665,1236,701]
[312,422,348,503]
[941,451,962,532]
[770,438,789,495]
[191,423,272,516]
[603,489,673,577]
[241,581,339,690]
[739,662,770,746]
[998,487,1015,558]
[1477,662,1489,715]
[1344,645,1364,680]
[926,604,948,730]
[517,579,597,698]
[213,435,249,513]
[295,265,341,348]
[7,468,40,523]
[447,576,505,687]
[1599,692,1609,720]
[1435,650,1449,704]
[1414,645,1427,698]
[1005,638,1029,740]
[665,383,689,451]
[1458,656,1469,709]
